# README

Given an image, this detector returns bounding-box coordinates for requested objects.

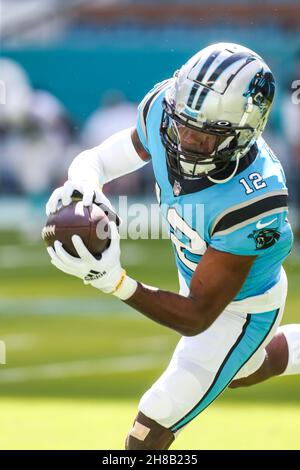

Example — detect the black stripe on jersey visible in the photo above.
[187,50,221,107]
[142,81,169,131]
[194,52,252,110]
[211,194,288,236]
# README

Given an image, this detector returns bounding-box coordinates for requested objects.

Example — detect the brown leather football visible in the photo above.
[42,201,115,258]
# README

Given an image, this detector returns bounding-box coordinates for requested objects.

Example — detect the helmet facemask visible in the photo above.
[160,98,256,180]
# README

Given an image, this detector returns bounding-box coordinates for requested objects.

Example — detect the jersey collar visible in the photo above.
[167,143,258,196]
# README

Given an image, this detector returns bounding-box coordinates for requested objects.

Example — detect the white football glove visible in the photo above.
[47,222,125,294]
[46,180,112,216]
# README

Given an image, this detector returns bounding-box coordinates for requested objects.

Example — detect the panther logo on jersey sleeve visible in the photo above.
[248,228,281,250]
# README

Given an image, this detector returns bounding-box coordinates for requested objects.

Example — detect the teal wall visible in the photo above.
[1,47,188,122]
[2,27,299,125]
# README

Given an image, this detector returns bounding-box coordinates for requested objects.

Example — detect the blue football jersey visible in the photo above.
[136,79,293,301]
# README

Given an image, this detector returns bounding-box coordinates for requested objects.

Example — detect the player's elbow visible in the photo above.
[183,320,210,337]
[183,296,221,336]
[182,325,205,337]
[182,304,216,337]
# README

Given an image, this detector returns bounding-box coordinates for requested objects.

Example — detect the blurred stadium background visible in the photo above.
[0,0,300,450]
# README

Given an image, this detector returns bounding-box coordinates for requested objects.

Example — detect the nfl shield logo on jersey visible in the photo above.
[173,180,182,196]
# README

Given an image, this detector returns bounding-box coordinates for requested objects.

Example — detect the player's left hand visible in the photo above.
[47,222,125,294]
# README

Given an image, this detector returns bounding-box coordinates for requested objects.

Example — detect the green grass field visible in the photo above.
[0,231,300,449]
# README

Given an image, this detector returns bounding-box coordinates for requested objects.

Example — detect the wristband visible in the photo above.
[112,272,138,300]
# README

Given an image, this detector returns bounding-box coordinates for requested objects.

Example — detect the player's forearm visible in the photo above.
[123,282,211,337]
[68,127,147,185]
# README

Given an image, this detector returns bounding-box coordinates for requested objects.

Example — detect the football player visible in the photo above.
[46,43,299,450]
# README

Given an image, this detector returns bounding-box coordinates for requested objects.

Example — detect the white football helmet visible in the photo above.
[160,42,275,183]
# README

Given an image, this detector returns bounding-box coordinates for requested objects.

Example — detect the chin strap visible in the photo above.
[206,96,254,185]
[206,153,241,185]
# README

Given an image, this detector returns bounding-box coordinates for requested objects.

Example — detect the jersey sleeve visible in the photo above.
[210,191,289,256]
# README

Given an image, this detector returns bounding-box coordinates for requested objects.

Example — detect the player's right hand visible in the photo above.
[46,180,112,216]
[47,221,124,294]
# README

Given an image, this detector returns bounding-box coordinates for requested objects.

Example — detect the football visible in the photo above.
[42,201,115,258]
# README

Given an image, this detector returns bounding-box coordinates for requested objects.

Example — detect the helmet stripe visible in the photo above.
[194,52,254,110]
[187,49,221,107]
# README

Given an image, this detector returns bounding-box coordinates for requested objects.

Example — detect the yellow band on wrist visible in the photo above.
[112,271,138,300]
[112,269,127,294]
